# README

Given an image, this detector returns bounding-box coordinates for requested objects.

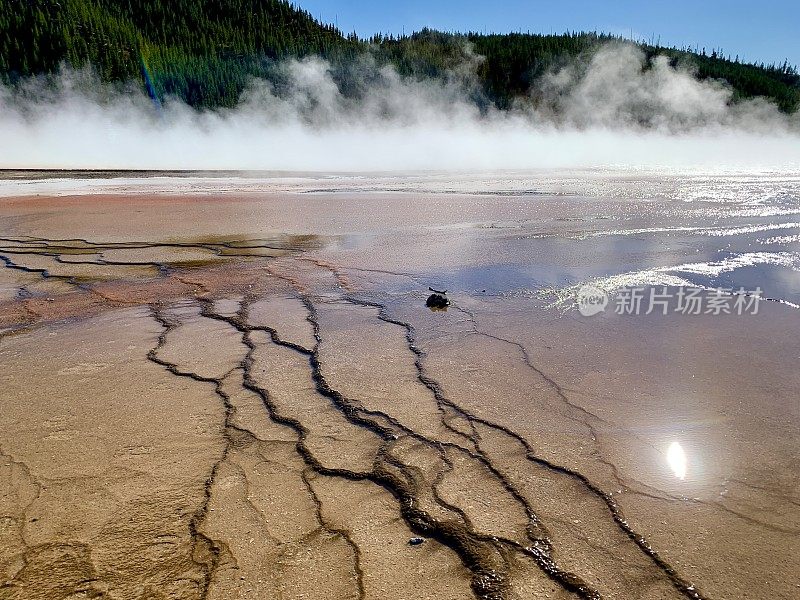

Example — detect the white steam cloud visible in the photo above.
[1,44,799,171]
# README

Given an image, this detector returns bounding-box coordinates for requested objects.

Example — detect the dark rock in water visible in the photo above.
[426,293,450,309]
[408,537,425,546]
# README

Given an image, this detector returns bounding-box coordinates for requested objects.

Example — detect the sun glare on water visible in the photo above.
[667,442,688,479]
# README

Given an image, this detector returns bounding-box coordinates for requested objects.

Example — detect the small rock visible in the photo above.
[426,293,449,310]
[408,537,425,546]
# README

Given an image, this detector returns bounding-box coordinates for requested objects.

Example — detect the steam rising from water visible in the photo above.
[1,44,798,170]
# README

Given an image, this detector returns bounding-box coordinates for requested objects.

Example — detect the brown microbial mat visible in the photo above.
[1,178,799,600]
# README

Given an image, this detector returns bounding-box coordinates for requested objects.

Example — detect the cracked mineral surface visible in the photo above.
[1,173,799,600]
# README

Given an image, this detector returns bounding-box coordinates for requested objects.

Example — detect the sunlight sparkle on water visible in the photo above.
[667,442,687,479]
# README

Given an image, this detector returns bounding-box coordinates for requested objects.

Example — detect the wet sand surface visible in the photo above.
[1,172,799,600]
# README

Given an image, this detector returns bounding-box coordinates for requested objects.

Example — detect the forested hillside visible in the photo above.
[1,0,798,111]
[0,0,361,106]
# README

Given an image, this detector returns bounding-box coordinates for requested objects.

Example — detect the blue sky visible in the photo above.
[300,1,799,67]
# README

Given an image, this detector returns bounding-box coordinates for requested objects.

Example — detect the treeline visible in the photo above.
[0,0,361,106]
[1,0,798,112]
[646,46,800,111]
